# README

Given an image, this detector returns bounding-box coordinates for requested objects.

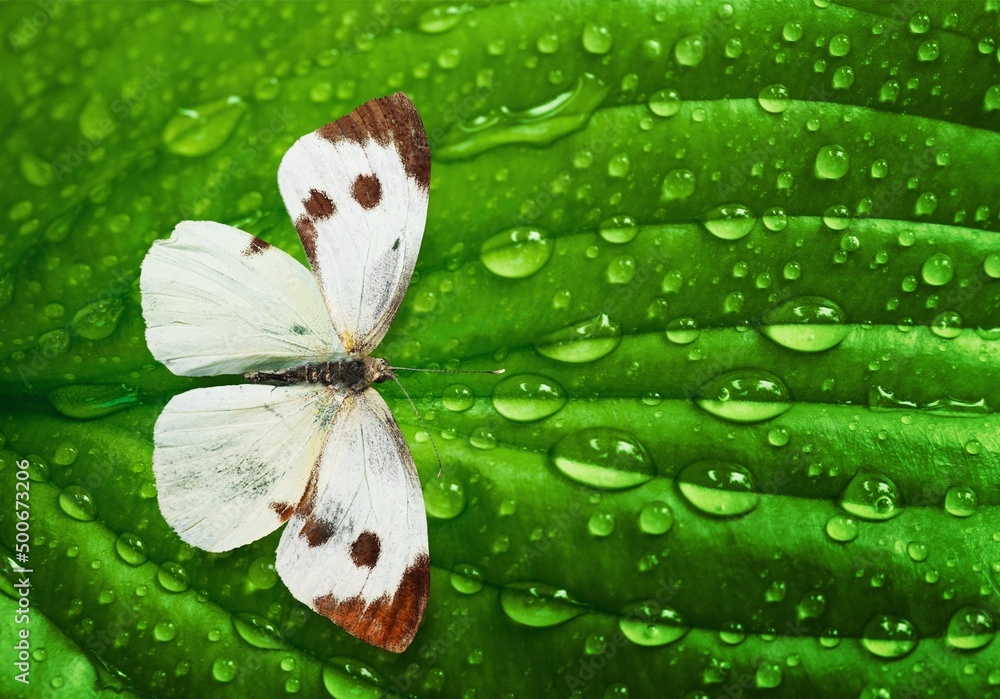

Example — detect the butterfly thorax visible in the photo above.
[245,356,394,394]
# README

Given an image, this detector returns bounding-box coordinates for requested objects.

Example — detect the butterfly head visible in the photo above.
[365,356,395,385]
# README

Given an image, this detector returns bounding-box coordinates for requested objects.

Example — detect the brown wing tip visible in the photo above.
[313,554,429,653]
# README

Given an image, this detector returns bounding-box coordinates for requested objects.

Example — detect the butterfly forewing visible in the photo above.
[275,389,429,653]
[152,384,341,552]
[277,92,430,353]
[141,220,345,377]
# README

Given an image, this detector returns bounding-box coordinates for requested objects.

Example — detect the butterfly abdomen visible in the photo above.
[245,356,393,393]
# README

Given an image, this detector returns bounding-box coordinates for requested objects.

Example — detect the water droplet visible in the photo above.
[757,84,790,114]
[492,374,567,422]
[158,562,191,592]
[163,96,247,157]
[37,329,70,359]
[588,511,615,537]
[767,427,790,447]
[647,88,681,117]
[480,227,553,278]
[115,532,148,566]
[665,317,700,344]
[761,296,850,352]
[20,152,54,187]
[701,203,757,240]
[661,168,697,201]
[909,12,931,33]
[535,313,622,363]
[674,34,705,66]
[441,384,475,412]
[983,253,1000,279]
[72,298,124,340]
[52,442,78,466]
[694,370,793,423]
[450,563,485,595]
[551,428,654,490]
[823,204,852,230]
[581,23,613,54]
[986,84,1000,112]
[862,615,918,658]
[212,657,238,683]
[930,311,963,339]
[825,514,859,542]
[607,153,630,178]
[322,657,387,698]
[947,607,995,650]
[619,601,689,646]
[839,472,901,521]
[719,620,746,645]
[783,21,804,41]
[417,4,473,33]
[253,76,280,101]
[605,256,635,284]
[815,144,849,180]
[906,541,928,562]
[677,460,760,517]
[59,485,96,521]
[762,207,788,231]
[439,74,607,160]
[247,557,278,590]
[921,253,954,286]
[915,192,938,216]
[153,621,177,642]
[944,486,978,517]
[756,661,783,689]
[828,33,851,56]
[48,384,138,420]
[232,612,286,650]
[917,39,940,61]
[469,426,497,450]
[832,65,855,89]
[638,501,674,535]
[598,215,639,243]
[423,474,466,519]
[501,582,587,627]
[797,591,827,620]
[965,440,982,456]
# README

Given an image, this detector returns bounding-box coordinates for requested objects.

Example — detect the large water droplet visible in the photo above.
[598,215,639,244]
[946,607,995,650]
[72,298,124,340]
[438,74,607,160]
[535,313,622,363]
[480,227,553,278]
[814,144,850,180]
[115,532,148,566]
[581,23,613,54]
[677,460,760,517]
[492,374,567,422]
[862,615,918,658]
[839,472,902,521]
[423,474,466,519]
[59,485,96,521]
[665,316,700,344]
[921,252,954,286]
[757,84,790,113]
[232,612,287,650]
[158,562,191,592]
[48,384,138,420]
[417,4,473,33]
[674,35,706,66]
[638,501,674,535]
[647,88,681,117]
[322,657,385,699]
[694,370,793,423]
[619,601,689,646]
[944,486,978,517]
[701,203,757,240]
[551,428,655,490]
[211,657,238,683]
[761,296,850,352]
[163,96,247,157]
[500,582,588,627]
[756,661,783,689]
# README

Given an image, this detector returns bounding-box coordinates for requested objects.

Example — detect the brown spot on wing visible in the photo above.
[350,531,381,568]
[317,92,430,190]
[270,501,294,523]
[313,553,429,653]
[300,515,335,547]
[303,189,336,219]
[295,215,319,270]
[243,236,271,256]
[351,174,382,209]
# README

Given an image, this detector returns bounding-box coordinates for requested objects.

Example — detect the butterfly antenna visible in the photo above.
[391,375,445,478]
[391,366,505,375]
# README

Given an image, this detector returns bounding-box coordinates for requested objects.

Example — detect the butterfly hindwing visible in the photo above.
[141,220,345,377]
[277,92,430,353]
[153,384,340,552]
[275,388,429,653]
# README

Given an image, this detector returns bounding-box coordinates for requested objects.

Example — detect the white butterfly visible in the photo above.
[140,93,431,653]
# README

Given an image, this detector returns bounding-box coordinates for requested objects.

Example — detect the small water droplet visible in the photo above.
[417,4,473,33]
[825,514,859,542]
[930,311,963,339]
[665,316,700,344]
[756,661,783,689]
[647,88,681,117]
[441,384,475,412]
[638,501,674,535]
[423,474,466,519]
[469,426,497,450]
[535,313,622,363]
[551,428,654,490]
[480,227,553,278]
[757,84,790,113]
[694,370,793,423]
[493,374,567,422]
[72,298,124,340]
[677,460,760,517]
[605,256,636,284]
[828,34,851,56]
[915,192,938,216]
[158,561,191,592]
[921,252,954,286]
[947,607,995,650]
[52,442,78,466]
[598,215,639,244]
[581,23,613,54]
[48,383,139,420]
[588,511,615,537]
[212,657,238,683]
[163,96,247,157]
[661,168,697,201]
[674,34,705,66]
[944,486,978,517]
[59,485,96,521]
[322,657,385,698]
[115,532,148,566]
[247,557,278,590]
[815,144,850,180]
[619,601,689,646]
[501,582,587,627]
[232,612,286,650]
[862,615,918,658]
[450,563,485,595]
[839,472,901,521]
[761,296,849,352]
[701,203,757,240]
[153,621,177,642]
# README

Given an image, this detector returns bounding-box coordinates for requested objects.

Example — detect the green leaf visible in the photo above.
[2,1,999,697]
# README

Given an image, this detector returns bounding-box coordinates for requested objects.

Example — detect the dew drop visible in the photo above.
[647,88,681,117]
[232,612,286,650]
[828,34,851,56]
[535,313,622,363]
[153,621,177,643]
[947,607,995,650]
[605,256,635,284]
[442,384,475,412]
[115,532,148,566]
[492,374,567,422]
[52,442,78,466]
[638,501,674,535]
[701,203,757,240]
[322,657,385,699]
[449,563,485,595]
[983,253,1000,279]
[469,426,497,450]
[501,582,588,627]
[581,23,613,54]
[49,383,138,420]
[212,657,238,683]
[839,472,902,521]
[825,514,859,542]
[914,192,938,216]
[417,4,473,33]
[423,474,466,519]
[921,252,954,286]
[665,316,700,344]
[588,511,615,537]
[72,298,124,340]
[677,460,760,517]
[619,601,689,646]
[944,486,978,517]
[480,227,553,278]
[661,168,697,201]
[247,557,278,590]
[815,144,850,180]
[862,615,918,658]
[674,34,705,66]
[551,428,655,490]
[694,370,793,423]
[58,485,96,521]
[158,561,191,593]
[163,96,247,157]
[762,207,788,231]
[756,661,783,689]
[757,84,790,113]
[598,215,639,244]
[917,40,940,61]
[930,311,963,339]
[761,296,850,352]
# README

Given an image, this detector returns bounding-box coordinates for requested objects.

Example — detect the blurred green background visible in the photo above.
[1,1,999,697]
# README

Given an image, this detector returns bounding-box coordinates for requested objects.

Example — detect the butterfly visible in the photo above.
[140,93,431,652]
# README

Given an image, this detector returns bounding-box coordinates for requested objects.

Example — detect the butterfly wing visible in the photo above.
[153,384,340,552]
[275,388,429,653]
[141,220,345,377]
[277,92,430,353]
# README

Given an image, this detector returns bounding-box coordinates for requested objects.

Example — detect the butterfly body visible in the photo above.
[141,93,431,653]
